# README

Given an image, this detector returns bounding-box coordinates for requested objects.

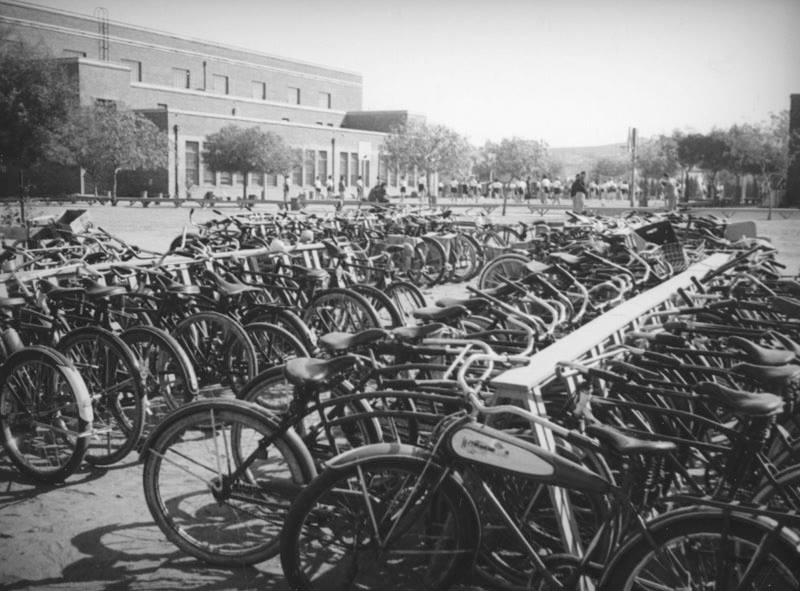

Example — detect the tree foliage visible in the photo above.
[478,137,548,181]
[203,125,296,199]
[382,120,471,192]
[590,156,628,181]
[637,135,680,179]
[0,33,76,172]
[47,103,166,196]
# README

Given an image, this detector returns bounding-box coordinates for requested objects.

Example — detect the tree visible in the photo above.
[0,34,75,173]
[47,103,166,197]
[590,156,628,181]
[382,120,471,202]
[478,137,548,181]
[675,131,728,202]
[203,125,295,200]
[637,135,680,194]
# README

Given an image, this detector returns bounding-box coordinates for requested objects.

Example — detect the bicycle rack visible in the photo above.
[488,252,732,585]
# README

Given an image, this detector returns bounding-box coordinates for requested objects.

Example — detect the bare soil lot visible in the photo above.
[1,202,798,590]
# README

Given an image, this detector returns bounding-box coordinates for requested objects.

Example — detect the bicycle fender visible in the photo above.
[326,442,435,469]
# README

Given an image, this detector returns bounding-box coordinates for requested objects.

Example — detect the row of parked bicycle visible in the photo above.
[0,206,787,589]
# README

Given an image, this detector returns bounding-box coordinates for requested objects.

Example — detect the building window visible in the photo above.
[339,153,349,186]
[63,49,86,58]
[213,74,229,95]
[281,117,290,122]
[120,59,142,82]
[389,164,398,187]
[378,155,388,183]
[185,141,200,188]
[203,163,216,185]
[317,150,328,183]
[172,68,190,89]
[220,171,232,185]
[303,150,315,186]
[251,81,266,100]
[234,172,244,185]
[350,153,359,186]
[251,172,263,187]
[318,92,331,109]
[316,122,323,126]
[292,149,303,186]
[267,173,278,187]
[95,98,116,108]
[288,86,300,105]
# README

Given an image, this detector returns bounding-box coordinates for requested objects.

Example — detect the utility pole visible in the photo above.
[628,127,637,208]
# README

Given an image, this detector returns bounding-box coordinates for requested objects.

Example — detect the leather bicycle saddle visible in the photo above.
[586,423,676,456]
[319,328,390,353]
[413,305,469,323]
[695,381,784,416]
[284,355,360,388]
[728,336,795,366]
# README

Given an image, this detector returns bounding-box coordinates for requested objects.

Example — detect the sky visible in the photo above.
[21,0,800,147]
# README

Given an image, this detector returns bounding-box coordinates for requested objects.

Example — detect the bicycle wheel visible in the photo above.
[172,311,258,398]
[119,325,198,437]
[244,322,308,371]
[280,449,480,591]
[449,233,482,283]
[349,283,404,328]
[384,281,428,326]
[302,288,381,336]
[477,253,530,290]
[245,306,316,354]
[142,398,315,566]
[58,327,145,466]
[600,508,800,591]
[241,367,382,461]
[0,346,92,483]
[408,236,447,287]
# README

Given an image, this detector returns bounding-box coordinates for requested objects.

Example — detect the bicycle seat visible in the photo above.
[319,328,390,353]
[83,280,127,299]
[299,268,330,282]
[205,272,261,297]
[733,362,800,383]
[525,260,552,274]
[728,336,795,366]
[549,252,582,266]
[435,297,489,314]
[695,381,784,416]
[284,355,360,388]
[586,423,676,456]
[481,284,517,299]
[0,297,26,308]
[163,278,201,295]
[391,323,446,342]
[413,305,469,323]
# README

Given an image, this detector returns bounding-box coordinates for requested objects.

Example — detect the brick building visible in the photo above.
[0,1,423,199]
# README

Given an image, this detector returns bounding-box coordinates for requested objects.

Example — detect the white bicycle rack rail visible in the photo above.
[488,252,731,584]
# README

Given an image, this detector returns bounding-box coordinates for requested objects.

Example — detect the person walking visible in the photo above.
[338,175,346,197]
[325,175,334,197]
[540,174,551,204]
[570,171,588,214]
[313,176,323,199]
[399,175,408,203]
[283,173,291,203]
[661,173,678,211]
[356,175,365,200]
[551,178,562,204]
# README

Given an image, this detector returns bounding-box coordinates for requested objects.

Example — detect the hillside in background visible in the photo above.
[548,143,629,177]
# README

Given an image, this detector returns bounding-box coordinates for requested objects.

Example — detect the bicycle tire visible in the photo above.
[408,236,447,287]
[477,253,530,290]
[0,345,92,483]
[384,280,428,325]
[119,325,199,437]
[280,448,480,591]
[349,283,404,328]
[241,366,383,461]
[172,311,258,397]
[244,306,316,353]
[301,288,381,336]
[141,398,315,566]
[449,233,482,283]
[599,508,800,590]
[244,322,309,370]
[57,326,145,466]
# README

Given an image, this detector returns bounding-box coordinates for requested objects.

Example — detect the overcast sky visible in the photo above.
[25,0,800,147]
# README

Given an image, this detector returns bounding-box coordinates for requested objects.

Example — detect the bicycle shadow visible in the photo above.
[0,456,108,508]
[1,519,290,590]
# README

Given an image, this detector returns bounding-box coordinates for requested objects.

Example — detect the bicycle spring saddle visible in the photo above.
[586,422,676,456]
[319,328,390,353]
[695,381,784,416]
[391,323,447,342]
[435,297,489,314]
[413,305,469,323]
[728,336,795,366]
[284,355,360,388]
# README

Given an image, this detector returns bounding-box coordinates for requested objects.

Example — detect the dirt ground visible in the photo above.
[1,201,799,590]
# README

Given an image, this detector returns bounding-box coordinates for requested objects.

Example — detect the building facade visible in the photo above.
[0,1,422,199]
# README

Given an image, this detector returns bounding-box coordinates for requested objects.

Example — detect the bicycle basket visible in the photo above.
[660,242,687,272]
